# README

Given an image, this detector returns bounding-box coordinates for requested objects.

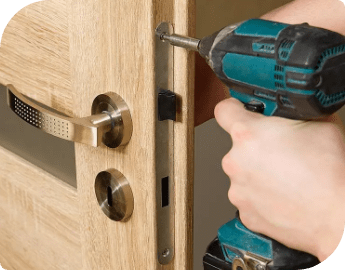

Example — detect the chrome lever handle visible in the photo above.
[6,85,133,148]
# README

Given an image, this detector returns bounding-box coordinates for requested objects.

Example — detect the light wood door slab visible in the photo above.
[68,0,195,269]
[0,146,81,270]
[0,1,81,269]
[0,0,195,269]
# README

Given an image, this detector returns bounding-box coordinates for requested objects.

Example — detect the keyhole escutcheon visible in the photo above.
[95,169,134,222]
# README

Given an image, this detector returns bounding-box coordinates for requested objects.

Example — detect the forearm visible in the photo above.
[261,0,345,35]
[317,198,345,261]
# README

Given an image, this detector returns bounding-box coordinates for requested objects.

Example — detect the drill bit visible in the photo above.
[159,32,201,52]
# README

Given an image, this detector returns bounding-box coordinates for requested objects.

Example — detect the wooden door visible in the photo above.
[0,0,195,269]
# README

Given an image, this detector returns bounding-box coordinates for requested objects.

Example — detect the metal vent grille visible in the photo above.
[315,44,345,70]
[278,39,295,61]
[274,65,285,90]
[315,89,345,107]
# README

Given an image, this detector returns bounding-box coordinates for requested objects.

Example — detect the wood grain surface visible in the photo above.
[0,0,73,116]
[68,0,195,269]
[0,1,81,269]
[0,0,195,269]
[0,146,81,270]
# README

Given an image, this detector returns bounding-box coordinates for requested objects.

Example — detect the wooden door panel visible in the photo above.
[0,0,195,269]
[68,0,195,269]
[0,0,73,116]
[0,146,81,270]
[0,1,81,269]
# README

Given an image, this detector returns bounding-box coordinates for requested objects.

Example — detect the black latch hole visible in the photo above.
[161,177,169,208]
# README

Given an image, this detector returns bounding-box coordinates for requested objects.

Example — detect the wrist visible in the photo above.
[316,198,345,261]
[260,0,345,36]
[316,226,344,261]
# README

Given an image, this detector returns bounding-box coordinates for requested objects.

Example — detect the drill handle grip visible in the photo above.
[234,210,320,269]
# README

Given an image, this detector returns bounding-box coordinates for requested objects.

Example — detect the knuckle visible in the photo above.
[214,104,220,120]
[214,98,240,119]
[222,153,238,176]
[231,121,252,142]
[228,187,240,207]
[221,154,230,173]
[214,100,227,119]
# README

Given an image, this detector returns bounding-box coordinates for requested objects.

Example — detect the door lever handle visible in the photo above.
[6,85,133,148]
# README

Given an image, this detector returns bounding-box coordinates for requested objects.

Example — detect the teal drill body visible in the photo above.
[158,18,345,270]
[199,19,345,120]
[199,19,345,270]
[198,19,345,270]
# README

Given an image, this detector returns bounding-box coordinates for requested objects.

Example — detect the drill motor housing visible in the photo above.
[203,19,345,119]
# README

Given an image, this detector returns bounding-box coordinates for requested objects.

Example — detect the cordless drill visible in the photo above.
[157,18,345,270]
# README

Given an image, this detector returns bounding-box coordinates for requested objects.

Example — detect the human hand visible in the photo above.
[214,97,345,261]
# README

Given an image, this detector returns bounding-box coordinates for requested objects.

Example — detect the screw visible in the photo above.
[256,265,265,270]
[162,248,170,258]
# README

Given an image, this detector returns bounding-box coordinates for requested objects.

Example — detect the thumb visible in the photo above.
[214,98,264,135]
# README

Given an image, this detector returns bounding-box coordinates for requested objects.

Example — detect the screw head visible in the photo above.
[162,248,170,258]
[256,265,265,270]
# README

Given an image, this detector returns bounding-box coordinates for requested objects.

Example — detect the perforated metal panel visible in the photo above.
[9,91,71,140]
